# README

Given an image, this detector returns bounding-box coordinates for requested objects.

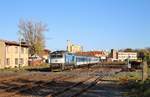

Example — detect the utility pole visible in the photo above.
[127,55,131,69]
[19,36,21,69]
[141,53,148,81]
[18,31,22,70]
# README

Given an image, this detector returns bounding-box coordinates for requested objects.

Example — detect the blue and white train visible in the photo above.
[49,50,100,71]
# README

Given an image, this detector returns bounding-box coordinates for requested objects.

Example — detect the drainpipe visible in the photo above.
[4,44,6,68]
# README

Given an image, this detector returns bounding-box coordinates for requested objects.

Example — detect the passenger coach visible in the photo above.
[49,50,100,71]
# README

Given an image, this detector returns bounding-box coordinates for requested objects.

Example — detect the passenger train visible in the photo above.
[49,50,100,71]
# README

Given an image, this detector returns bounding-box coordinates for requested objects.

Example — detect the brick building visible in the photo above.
[0,39,29,68]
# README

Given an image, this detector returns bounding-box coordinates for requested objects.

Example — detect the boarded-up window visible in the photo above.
[6,58,10,65]
[15,58,18,65]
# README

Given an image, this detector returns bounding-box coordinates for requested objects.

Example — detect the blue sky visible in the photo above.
[0,0,150,51]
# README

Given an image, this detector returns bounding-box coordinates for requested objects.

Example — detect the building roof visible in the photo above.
[44,49,51,53]
[51,50,67,54]
[0,39,29,47]
[76,51,106,57]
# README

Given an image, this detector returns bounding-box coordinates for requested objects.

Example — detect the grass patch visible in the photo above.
[114,71,142,81]
[0,67,26,73]
[0,63,50,72]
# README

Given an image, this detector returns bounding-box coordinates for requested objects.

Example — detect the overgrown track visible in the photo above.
[0,73,28,82]
[47,76,103,97]
[0,67,99,97]
[46,68,104,97]
[71,76,102,97]
[0,73,77,97]
[0,64,121,97]
[47,76,94,97]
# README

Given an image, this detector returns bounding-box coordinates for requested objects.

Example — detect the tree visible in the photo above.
[124,48,133,52]
[137,49,150,61]
[18,19,48,55]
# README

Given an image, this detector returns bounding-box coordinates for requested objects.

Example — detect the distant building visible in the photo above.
[29,49,51,66]
[0,39,29,68]
[67,40,83,53]
[41,49,51,63]
[117,52,137,61]
[109,49,137,61]
[29,54,43,66]
[110,49,117,60]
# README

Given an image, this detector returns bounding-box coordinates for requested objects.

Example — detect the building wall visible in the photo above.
[5,45,28,68]
[70,45,82,53]
[67,40,83,53]
[117,52,137,61]
[0,41,5,68]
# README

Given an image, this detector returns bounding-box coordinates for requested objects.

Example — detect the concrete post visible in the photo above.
[142,61,148,81]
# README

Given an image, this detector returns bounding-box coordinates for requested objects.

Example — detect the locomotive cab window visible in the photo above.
[57,54,63,58]
[50,54,63,58]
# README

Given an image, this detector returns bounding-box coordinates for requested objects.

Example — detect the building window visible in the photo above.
[20,58,24,64]
[15,47,18,53]
[15,58,18,65]
[6,58,10,65]
[21,47,24,54]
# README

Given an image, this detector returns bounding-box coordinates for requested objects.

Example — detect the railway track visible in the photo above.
[45,68,103,97]
[0,73,29,82]
[48,76,94,97]
[0,64,120,97]
[46,76,103,97]
[71,76,102,97]
[0,67,97,97]
[0,73,77,97]
[46,67,120,97]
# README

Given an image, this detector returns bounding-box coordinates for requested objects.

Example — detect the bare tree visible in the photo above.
[18,19,48,55]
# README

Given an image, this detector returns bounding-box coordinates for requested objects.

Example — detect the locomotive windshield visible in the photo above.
[50,50,66,58]
[50,54,63,58]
